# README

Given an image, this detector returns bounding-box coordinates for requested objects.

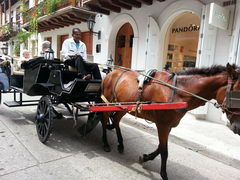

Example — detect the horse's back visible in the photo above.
[102,69,139,102]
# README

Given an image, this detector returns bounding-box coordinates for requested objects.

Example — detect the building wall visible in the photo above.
[93,0,206,69]
[91,0,238,123]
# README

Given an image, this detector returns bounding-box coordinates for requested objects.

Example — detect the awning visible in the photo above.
[24,6,96,33]
[83,0,166,15]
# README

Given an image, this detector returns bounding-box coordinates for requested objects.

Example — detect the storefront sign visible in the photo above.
[209,3,230,30]
[172,25,200,33]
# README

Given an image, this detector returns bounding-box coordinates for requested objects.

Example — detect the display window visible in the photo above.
[164,12,200,72]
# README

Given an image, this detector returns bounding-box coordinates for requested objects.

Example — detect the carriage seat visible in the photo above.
[61,54,94,77]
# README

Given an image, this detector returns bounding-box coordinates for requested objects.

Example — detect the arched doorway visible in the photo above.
[115,23,134,68]
[164,12,200,72]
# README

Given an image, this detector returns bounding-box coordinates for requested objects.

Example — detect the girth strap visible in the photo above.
[168,73,177,102]
[112,70,129,102]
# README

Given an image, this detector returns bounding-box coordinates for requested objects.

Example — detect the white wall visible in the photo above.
[93,0,172,69]
[91,0,237,124]
[93,0,205,70]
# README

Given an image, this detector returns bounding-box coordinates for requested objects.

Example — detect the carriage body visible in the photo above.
[22,59,101,102]
[7,58,102,143]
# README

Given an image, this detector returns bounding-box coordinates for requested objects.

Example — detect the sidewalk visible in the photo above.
[123,112,240,169]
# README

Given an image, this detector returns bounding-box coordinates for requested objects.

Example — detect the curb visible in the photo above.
[121,114,240,170]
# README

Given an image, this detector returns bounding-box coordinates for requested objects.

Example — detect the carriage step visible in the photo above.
[10,86,23,93]
[4,100,39,107]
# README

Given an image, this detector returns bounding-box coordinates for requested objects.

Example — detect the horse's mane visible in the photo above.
[175,64,237,76]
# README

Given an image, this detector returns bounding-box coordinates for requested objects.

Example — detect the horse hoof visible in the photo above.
[139,154,148,164]
[160,172,168,180]
[139,156,144,164]
[106,124,115,130]
[117,145,124,154]
[103,145,111,152]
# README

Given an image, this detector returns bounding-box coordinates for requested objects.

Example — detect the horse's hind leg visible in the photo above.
[101,111,111,152]
[112,112,126,153]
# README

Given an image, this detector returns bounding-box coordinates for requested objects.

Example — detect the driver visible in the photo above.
[61,28,102,80]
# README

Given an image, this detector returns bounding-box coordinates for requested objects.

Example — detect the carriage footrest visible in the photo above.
[4,100,39,107]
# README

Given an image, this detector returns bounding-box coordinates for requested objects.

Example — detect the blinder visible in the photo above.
[226,73,240,109]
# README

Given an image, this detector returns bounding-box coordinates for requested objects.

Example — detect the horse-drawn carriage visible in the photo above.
[0,57,187,143]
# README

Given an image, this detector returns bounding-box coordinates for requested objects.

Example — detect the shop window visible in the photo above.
[167,53,173,60]
[168,44,178,51]
[165,12,200,72]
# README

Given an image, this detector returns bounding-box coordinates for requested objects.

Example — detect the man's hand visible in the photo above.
[69,53,81,58]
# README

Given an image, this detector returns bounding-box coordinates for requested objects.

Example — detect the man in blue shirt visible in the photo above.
[61,28,101,80]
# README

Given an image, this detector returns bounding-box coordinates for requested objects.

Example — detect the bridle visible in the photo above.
[221,72,240,116]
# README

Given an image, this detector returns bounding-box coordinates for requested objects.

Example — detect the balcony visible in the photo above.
[0,0,18,11]
[23,0,96,32]
[0,22,19,41]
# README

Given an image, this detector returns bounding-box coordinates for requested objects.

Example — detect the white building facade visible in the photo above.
[85,0,240,123]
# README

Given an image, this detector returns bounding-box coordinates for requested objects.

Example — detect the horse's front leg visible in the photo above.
[160,142,168,180]
[139,145,160,163]
[112,112,126,153]
[139,125,170,180]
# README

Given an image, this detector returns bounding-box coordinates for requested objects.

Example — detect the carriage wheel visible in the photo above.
[35,95,54,143]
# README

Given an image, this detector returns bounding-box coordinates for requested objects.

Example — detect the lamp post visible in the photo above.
[1,43,8,55]
[44,46,54,60]
[87,16,101,40]
[107,54,113,67]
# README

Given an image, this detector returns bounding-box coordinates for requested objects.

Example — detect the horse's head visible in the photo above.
[216,63,240,135]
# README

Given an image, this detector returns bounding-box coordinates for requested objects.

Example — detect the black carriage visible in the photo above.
[2,57,102,143]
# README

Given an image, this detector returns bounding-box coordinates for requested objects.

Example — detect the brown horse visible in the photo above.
[100,63,240,180]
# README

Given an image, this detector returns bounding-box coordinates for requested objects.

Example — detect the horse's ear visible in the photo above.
[226,63,237,79]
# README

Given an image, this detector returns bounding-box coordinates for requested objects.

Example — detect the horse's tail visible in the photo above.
[101,70,114,102]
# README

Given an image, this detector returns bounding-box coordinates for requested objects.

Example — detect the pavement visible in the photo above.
[1,93,240,179]
[123,112,240,170]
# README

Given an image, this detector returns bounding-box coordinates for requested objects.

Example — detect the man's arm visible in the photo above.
[61,40,71,60]
[81,43,87,60]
